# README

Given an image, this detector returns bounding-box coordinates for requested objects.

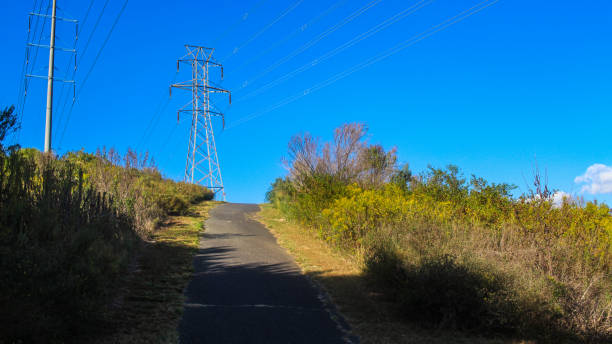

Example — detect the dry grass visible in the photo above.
[89,201,221,344]
[255,204,531,344]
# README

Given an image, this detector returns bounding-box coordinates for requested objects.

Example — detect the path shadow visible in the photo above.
[178,246,353,344]
[201,233,255,240]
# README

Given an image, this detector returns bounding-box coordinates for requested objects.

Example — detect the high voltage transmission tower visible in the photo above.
[170,45,231,201]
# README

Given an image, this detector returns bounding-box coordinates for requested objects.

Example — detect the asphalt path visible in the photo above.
[178,203,355,344]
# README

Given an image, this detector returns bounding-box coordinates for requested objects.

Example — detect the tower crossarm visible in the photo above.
[170,84,231,104]
[177,59,223,68]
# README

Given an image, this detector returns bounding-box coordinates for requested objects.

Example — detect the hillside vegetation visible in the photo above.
[267,123,612,342]
[0,106,214,341]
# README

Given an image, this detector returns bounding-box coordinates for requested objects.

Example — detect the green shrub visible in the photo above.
[158,194,189,215]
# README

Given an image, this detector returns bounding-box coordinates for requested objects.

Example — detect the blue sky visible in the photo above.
[1,0,611,204]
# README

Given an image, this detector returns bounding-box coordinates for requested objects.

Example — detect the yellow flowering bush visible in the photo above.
[321,184,409,246]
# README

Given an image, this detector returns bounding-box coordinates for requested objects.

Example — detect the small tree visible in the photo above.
[390,163,413,191]
[357,144,397,188]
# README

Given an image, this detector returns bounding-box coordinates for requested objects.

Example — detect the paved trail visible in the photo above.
[178,203,355,344]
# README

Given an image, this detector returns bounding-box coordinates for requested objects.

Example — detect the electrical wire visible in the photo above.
[54,0,109,140]
[16,0,40,114]
[28,0,52,76]
[230,0,347,76]
[210,0,271,48]
[158,121,179,157]
[221,0,304,62]
[136,100,165,150]
[232,0,382,92]
[79,0,110,64]
[58,0,129,148]
[54,0,95,138]
[227,0,500,129]
[16,0,46,116]
[11,0,40,146]
[13,0,50,144]
[156,120,181,172]
[234,0,434,104]
[135,72,179,152]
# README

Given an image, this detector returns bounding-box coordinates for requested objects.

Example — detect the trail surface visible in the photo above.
[179,203,354,344]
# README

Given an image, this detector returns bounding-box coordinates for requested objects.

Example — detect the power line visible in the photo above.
[16,0,40,113]
[16,0,46,115]
[137,97,172,150]
[54,0,100,144]
[28,1,53,73]
[231,0,382,92]
[155,120,185,171]
[55,0,110,137]
[55,0,110,139]
[230,0,347,76]
[54,0,95,136]
[78,0,128,92]
[222,0,304,62]
[156,121,179,158]
[210,0,271,48]
[234,0,434,104]
[58,0,129,149]
[135,71,178,152]
[227,0,500,129]
[77,1,96,45]
[136,99,165,150]
[79,0,110,63]
[14,0,39,139]
[13,0,51,144]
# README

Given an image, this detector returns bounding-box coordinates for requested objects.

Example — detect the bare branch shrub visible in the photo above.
[284,123,397,189]
[332,123,367,183]
[284,132,320,190]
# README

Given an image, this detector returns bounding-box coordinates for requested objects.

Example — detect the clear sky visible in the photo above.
[1,0,611,204]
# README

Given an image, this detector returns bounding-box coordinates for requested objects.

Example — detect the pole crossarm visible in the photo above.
[25,74,75,83]
[169,44,230,201]
[29,12,78,23]
[27,43,76,53]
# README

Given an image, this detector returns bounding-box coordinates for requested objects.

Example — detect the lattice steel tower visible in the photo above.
[170,45,230,200]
